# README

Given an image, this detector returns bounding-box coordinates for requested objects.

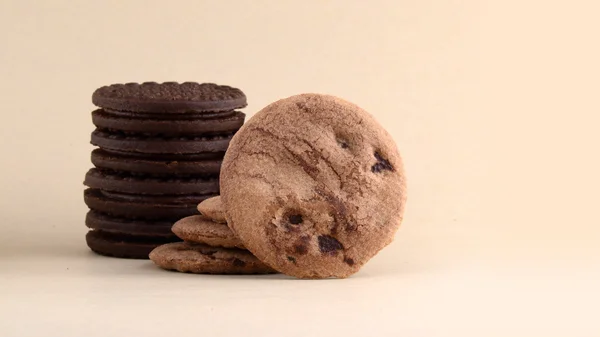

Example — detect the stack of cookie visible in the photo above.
[150,93,407,279]
[83,82,247,259]
[150,196,276,274]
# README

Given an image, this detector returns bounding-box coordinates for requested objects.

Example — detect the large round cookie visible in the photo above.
[220,94,407,278]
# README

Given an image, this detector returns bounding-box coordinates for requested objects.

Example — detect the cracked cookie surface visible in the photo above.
[220,93,407,278]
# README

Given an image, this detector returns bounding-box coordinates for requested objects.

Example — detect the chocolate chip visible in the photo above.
[337,138,349,149]
[287,256,296,263]
[371,151,394,173]
[289,214,303,224]
[232,258,246,267]
[318,235,344,254]
[294,244,308,255]
[344,257,355,266]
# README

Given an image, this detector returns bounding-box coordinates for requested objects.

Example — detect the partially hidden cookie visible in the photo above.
[92,109,245,135]
[91,149,223,176]
[84,189,216,220]
[84,168,219,195]
[149,242,276,274]
[91,129,234,155]
[171,215,244,248]
[220,94,407,279]
[197,196,227,223]
[86,210,175,237]
[87,230,176,259]
[92,82,247,113]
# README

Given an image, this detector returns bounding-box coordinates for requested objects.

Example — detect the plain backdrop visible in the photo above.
[0,1,599,336]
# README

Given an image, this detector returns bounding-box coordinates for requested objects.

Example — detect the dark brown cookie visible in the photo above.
[220,94,407,279]
[92,82,247,113]
[84,168,219,195]
[171,215,244,249]
[197,196,227,223]
[86,230,177,259]
[149,242,276,274]
[84,189,215,220]
[92,109,245,135]
[91,149,223,176]
[85,210,176,237]
[91,129,234,155]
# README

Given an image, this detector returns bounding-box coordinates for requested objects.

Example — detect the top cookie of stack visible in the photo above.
[83,82,247,259]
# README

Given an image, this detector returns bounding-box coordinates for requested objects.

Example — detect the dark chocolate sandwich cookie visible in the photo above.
[149,242,276,274]
[87,230,175,259]
[84,189,215,220]
[85,211,175,237]
[92,82,247,113]
[91,129,234,154]
[91,149,223,176]
[85,81,247,260]
[84,168,219,195]
[92,109,245,135]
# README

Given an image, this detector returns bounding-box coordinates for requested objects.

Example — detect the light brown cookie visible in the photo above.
[197,196,227,223]
[220,93,407,279]
[171,215,244,248]
[149,242,277,274]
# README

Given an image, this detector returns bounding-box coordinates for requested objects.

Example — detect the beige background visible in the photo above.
[0,1,598,336]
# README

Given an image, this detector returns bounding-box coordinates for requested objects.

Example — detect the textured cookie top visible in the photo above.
[171,215,244,249]
[197,196,227,223]
[92,82,247,113]
[220,93,407,279]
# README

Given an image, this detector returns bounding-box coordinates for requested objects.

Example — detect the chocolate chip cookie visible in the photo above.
[149,242,276,274]
[220,94,407,278]
[171,215,244,249]
[197,196,227,223]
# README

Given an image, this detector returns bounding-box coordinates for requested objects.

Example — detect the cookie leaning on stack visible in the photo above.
[83,82,247,259]
[220,93,407,279]
[150,196,276,274]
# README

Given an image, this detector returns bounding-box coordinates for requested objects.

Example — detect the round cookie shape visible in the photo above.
[171,215,244,249]
[92,82,247,113]
[149,242,276,274]
[220,94,407,278]
[197,196,227,223]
